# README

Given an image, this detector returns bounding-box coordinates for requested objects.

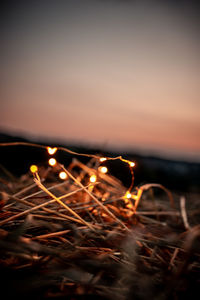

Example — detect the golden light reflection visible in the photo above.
[59,171,68,180]
[129,161,135,167]
[30,164,38,173]
[48,158,57,166]
[99,157,107,162]
[89,174,97,183]
[124,191,132,199]
[47,147,57,155]
[98,166,108,174]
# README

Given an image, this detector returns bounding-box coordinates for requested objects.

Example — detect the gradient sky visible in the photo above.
[0,0,200,161]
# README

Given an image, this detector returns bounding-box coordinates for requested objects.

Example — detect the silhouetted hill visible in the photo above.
[0,132,199,193]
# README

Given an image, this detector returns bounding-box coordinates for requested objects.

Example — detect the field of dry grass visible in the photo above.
[0,143,200,299]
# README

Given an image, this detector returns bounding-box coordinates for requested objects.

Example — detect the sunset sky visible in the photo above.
[0,0,199,161]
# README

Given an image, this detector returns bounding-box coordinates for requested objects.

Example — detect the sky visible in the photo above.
[0,0,200,161]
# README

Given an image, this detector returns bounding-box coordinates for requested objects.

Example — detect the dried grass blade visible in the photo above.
[34,178,96,231]
[137,183,174,208]
[61,164,130,232]
[32,229,70,240]
[0,185,95,226]
[180,196,191,230]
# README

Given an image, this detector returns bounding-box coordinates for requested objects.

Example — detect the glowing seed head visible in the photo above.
[59,171,67,180]
[47,147,57,155]
[99,157,107,162]
[98,166,108,174]
[48,158,57,166]
[30,165,38,173]
[90,174,97,183]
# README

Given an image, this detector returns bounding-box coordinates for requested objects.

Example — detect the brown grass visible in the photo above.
[0,143,200,299]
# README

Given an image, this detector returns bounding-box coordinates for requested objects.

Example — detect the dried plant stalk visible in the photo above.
[61,164,130,232]
[0,142,199,300]
[34,177,96,231]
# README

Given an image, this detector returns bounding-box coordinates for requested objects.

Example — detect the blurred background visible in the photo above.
[0,0,199,161]
[0,0,199,192]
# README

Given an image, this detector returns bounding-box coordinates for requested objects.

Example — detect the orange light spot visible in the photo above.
[98,166,108,174]
[47,147,57,155]
[89,174,97,183]
[48,158,57,166]
[129,161,135,167]
[124,191,132,199]
[59,171,68,180]
[99,157,107,162]
[30,165,38,173]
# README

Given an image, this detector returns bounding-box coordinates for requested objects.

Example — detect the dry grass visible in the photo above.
[0,143,200,299]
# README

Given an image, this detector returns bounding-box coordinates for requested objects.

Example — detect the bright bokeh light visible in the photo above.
[47,147,57,155]
[30,164,38,173]
[98,166,108,174]
[129,161,135,167]
[99,157,107,162]
[59,171,68,180]
[48,158,57,166]
[124,191,132,199]
[89,174,97,183]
